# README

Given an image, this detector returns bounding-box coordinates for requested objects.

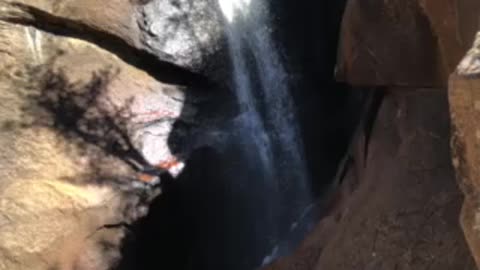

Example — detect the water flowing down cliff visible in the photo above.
[219,0,314,266]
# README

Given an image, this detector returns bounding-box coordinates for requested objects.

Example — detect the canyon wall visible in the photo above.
[1,0,480,269]
[267,0,480,269]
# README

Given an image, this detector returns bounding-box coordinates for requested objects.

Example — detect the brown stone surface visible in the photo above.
[0,0,224,75]
[336,0,444,87]
[418,0,479,72]
[0,0,141,48]
[337,0,480,87]
[0,1,212,268]
[0,16,184,270]
[265,90,476,270]
[449,72,480,268]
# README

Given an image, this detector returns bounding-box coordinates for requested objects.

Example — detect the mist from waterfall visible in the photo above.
[219,0,313,265]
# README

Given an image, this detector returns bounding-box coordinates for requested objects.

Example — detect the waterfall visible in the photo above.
[218,0,313,265]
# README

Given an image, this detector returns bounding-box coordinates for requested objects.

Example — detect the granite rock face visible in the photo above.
[0,0,225,75]
[0,1,210,269]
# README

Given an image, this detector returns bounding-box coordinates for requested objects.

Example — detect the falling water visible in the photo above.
[218,0,313,265]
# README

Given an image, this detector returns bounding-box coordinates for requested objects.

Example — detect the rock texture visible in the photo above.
[0,1,210,269]
[449,33,480,268]
[140,0,224,71]
[264,90,476,270]
[336,1,480,267]
[336,0,480,87]
[0,0,224,75]
[418,0,479,72]
[2,0,479,269]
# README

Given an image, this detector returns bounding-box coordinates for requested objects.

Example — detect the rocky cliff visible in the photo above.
[0,1,216,269]
[1,0,480,270]
[266,0,480,270]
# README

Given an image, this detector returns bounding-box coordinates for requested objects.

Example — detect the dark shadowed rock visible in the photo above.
[336,0,444,87]
[264,89,476,270]
[420,0,480,73]
[336,0,480,87]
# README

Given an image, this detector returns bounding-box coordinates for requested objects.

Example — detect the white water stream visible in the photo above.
[218,0,313,265]
[219,0,309,195]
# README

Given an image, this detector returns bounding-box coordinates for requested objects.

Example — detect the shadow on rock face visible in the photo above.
[6,64,146,186]
[0,53,165,269]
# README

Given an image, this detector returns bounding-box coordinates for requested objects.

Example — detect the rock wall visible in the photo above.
[336,0,480,87]
[264,0,480,269]
[266,89,477,270]
[2,0,480,269]
[335,1,480,268]
[0,0,218,269]
[0,0,359,269]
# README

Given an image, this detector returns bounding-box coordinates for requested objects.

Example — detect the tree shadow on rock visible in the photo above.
[3,61,157,189]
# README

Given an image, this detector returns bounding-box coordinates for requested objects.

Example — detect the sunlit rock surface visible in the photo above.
[140,0,224,71]
[0,3,204,267]
[0,0,226,75]
[449,34,480,268]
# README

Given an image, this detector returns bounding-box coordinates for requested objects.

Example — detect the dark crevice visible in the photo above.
[362,89,385,163]
[97,222,133,232]
[330,92,374,188]
[87,223,133,240]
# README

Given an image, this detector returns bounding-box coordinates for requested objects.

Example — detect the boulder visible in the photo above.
[0,0,225,75]
[0,7,202,268]
[139,0,224,72]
